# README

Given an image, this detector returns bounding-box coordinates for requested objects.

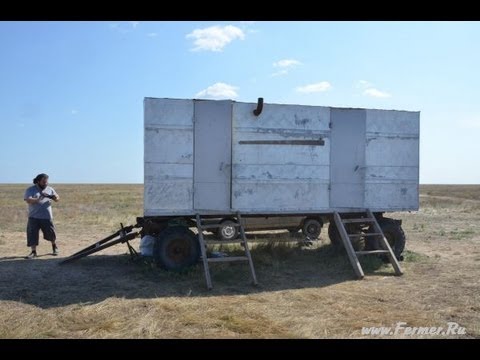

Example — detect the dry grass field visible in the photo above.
[0,184,478,338]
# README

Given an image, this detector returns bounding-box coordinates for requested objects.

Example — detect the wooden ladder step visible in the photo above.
[355,250,390,256]
[207,256,249,263]
[342,218,376,224]
[348,232,383,238]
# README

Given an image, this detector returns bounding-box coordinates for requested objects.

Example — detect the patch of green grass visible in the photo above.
[448,229,475,240]
[412,223,426,232]
[361,256,388,272]
[403,250,429,263]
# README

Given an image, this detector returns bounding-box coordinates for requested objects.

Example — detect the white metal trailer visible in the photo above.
[62,97,419,285]
[144,97,419,216]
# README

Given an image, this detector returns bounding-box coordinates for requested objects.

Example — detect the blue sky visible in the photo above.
[0,21,479,184]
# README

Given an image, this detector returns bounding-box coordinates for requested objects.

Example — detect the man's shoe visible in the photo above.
[25,251,37,259]
[52,246,59,256]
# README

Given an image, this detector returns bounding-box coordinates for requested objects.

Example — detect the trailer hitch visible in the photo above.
[60,222,142,265]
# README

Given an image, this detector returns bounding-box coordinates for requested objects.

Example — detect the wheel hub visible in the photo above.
[166,238,191,264]
[222,226,235,238]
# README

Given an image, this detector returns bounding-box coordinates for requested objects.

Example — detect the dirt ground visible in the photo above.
[0,184,478,338]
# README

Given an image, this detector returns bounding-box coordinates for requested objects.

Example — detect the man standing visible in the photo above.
[24,173,60,259]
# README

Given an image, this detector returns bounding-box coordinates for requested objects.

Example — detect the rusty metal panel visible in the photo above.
[330,108,366,208]
[144,98,194,216]
[193,100,232,211]
[231,102,330,212]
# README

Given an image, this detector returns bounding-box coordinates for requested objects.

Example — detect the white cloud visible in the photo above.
[356,80,373,89]
[356,80,391,98]
[274,59,302,68]
[129,21,140,29]
[296,81,332,93]
[186,25,245,52]
[271,69,288,77]
[271,59,302,77]
[363,88,391,98]
[195,83,239,99]
[239,21,259,34]
[71,109,78,115]
[147,32,158,37]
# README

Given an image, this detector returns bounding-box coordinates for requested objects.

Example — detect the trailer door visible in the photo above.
[330,108,366,208]
[193,100,232,211]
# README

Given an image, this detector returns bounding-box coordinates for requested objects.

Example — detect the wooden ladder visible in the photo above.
[333,209,403,279]
[196,212,258,290]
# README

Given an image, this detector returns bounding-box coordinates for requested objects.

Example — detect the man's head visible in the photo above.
[33,173,49,190]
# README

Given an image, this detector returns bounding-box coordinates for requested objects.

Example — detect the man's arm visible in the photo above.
[40,192,60,202]
[24,188,40,204]
[51,188,59,202]
[25,196,40,205]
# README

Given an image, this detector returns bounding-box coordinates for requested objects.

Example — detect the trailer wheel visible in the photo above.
[328,221,341,246]
[153,226,200,271]
[302,218,322,239]
[377,220,406,260]
[328,222,366,251]
[217,220,239,241]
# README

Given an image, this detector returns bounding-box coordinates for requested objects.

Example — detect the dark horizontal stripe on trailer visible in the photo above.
[239,139,325,146]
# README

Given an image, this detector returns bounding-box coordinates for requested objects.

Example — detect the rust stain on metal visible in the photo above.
[294,116,311,126]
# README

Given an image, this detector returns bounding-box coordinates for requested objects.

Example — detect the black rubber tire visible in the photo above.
[217,220,239,241]
[328,221,366,251]
[328,221,341,247]
[153,226,200,271]
[302,218,322,239]
[378,220,406,260]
